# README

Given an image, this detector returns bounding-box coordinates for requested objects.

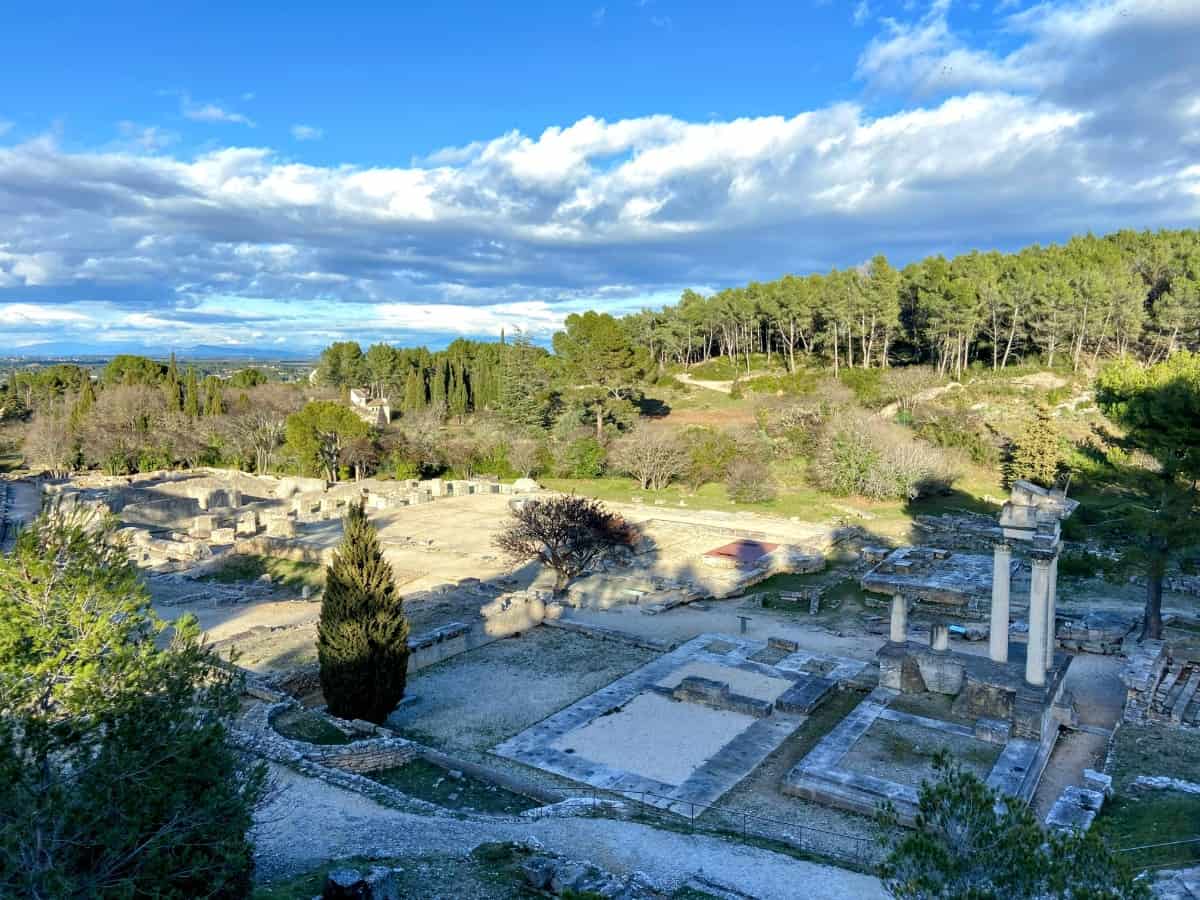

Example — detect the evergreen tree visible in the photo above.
[499,334,553,429]
[430,359,448,408]
[402,368,427,412]
[164,352,182,411]
[68,377,96,431]
[183,367,200,418]
[203,376,224,417]
[449,361,469,420]
[317,503,410,723]
[1006,402,1062,488]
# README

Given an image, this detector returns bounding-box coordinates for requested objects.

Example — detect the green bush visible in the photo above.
[683,427,739,488]
[810,413,959,500]
[559,437,606,478]
[839,368,885,407]
[137,446,173,473]
[743,371,821,396]
[1058,550,1123,580]
[913,407,999,466]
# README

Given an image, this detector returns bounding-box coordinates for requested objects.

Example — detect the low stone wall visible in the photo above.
[305,740,420,774]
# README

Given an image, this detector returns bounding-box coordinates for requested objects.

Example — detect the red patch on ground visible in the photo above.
[704,539,778,563]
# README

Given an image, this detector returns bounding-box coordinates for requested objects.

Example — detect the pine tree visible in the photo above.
[69,377,97,431]
[1006,402,1062,488]
[317,502,410,723]
[183,367,200,418]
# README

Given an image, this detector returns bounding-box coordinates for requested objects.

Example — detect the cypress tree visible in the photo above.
[164,353,182,411]
[203,376,223,417]
[430,359,448,409]
[1006,402,1062,488]
[402,368,427,412]
[449,361,469,420]
[184,367,200,418]
[317,502,410,723]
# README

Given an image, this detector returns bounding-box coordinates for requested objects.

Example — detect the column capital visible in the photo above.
[992,539,1012,552]
[1030,549,1056,565]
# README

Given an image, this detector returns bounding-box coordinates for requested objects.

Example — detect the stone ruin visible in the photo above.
[1121,640,1200,729]
[42,468,540,573]
[787,481,1081,823]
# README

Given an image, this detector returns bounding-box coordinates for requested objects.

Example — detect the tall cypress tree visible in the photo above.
[402,368,427,412]
[164,352,182,411]
[183,367,200,418]
[317,503,410,723]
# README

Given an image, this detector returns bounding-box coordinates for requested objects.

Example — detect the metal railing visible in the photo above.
[1117,836,1200,872]
[581,785,881,868]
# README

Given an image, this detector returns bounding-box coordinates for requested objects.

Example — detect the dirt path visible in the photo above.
[1033,654,1125,819]
[675,373,735,394]
[255,764,886,899]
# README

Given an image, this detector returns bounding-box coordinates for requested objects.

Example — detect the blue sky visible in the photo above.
[1,0,1198,355]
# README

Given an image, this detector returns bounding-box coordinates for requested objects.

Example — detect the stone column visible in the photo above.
[890,594,908,644]
[1045,551,1059,671]
[990,541,1012,664]
[931,623,950,652]
[1026,553,1052,687]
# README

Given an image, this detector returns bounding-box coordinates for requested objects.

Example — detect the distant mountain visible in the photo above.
[5,341,315,362]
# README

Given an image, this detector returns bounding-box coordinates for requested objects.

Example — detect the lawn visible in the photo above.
[200,554,324,592]
[368,759,539,815]
[270,707,351,746]
[1095,725,1200,870]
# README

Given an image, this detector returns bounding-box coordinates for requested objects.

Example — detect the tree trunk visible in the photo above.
[595,403,604,442]
[1142,546,1166,640]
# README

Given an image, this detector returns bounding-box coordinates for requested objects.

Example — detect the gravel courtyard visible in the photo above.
[388,628,656,752]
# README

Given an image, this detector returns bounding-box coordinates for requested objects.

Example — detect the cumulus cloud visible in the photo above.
[291,124,323,141]
[2,0,1199,352]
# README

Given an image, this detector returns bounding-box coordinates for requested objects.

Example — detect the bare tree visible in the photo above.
[222,383,303,473]
[495,495,637,595]
[507,438,545,478]
[82,384,166,474]
[610,427,688,490]
[23,402,75,477]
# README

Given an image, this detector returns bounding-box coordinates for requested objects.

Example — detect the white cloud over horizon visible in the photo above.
[2,0,1199,353]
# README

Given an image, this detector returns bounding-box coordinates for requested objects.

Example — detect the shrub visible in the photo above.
[610,428,688,490]
[810,413,959,500]
[725,458,777,503]
[839,368,885,407]
[558,437,606,478]
[743,370,822,396]
[682,427,739,489]
[913,406,1000,466]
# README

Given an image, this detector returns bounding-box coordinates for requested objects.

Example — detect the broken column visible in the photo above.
[931,623,950,652]
[890,594,908,644]
[990,541,1012,664]
[1026,551,1052,687]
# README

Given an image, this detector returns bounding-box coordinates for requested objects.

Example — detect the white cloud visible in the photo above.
[853,1,871,27]
[291,124,324,141]
[180,94,256,126]
[2,0,1200,351]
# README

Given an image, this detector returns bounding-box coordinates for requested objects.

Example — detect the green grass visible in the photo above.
[0,450,22,473]
[200,554,324,592]
[1095,725,1200,870]
[270,707,351,745]
[368,759,540,815]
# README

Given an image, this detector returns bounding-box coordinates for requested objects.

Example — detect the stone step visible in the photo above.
[776,676,837,715]
[1156,663,1190,711]
[1172,670,1200,724]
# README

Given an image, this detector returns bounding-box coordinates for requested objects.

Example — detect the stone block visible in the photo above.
[235,512,259,537]
[768,636,799,653]
[879,645,927,693]
[917,650,965,694]
[265,515,295,538]
[974,717,1011,745]
[1083,768,1113,797]
[190,514,215,538]
[210,527,236,545]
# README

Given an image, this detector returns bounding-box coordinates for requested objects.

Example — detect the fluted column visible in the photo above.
[890,594,908,644]
[990,541,1012,664]
[1026,552,1052,687]
[1045,552,1058,670]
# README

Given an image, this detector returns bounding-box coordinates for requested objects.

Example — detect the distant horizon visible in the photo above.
[2,1,1198,354]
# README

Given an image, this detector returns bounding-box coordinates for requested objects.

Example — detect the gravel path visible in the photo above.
[255,764,886,900]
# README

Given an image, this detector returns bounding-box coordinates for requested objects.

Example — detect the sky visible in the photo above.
[1,0,1198,356]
